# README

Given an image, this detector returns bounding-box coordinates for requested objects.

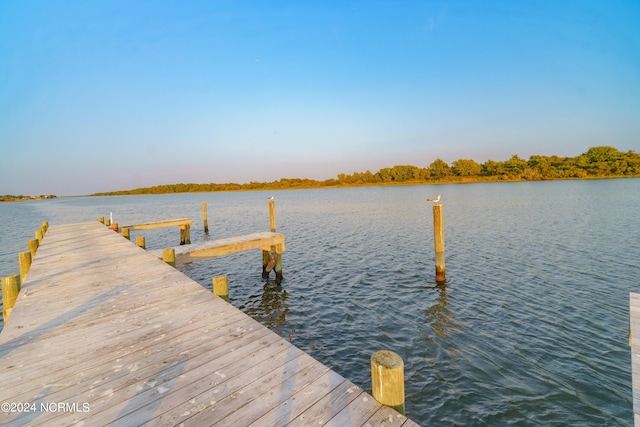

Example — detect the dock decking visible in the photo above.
[0,221,419,426]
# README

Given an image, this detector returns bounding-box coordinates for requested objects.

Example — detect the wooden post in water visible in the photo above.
[212,275,229,301]
[371,350,405,415]
[433,204,446,282]
[262,197,282,281]
[136,236,146,249]
[122,228,131,240]
[202,201,209,234]
[2,274,21,323]
[179,224,191,245]
[19,251,31,282]
[28,239,38,257]
[162,248,176,267]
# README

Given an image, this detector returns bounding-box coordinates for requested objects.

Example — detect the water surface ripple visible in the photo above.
[0,179,638,426]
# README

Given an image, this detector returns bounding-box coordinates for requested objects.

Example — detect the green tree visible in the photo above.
[429,159,451,179]
[452,159,482,176]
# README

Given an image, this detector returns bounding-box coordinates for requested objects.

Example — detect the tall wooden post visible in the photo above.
[371,350,405,415]
[136,236,146,249]
[263,197,282,281]
[212,275,229,302]
[2,274,21,323]
[202,201,209,234]
[162,248,176,267]
[19,251,32,282]
[28,239,38,257]
[433,204,446,282]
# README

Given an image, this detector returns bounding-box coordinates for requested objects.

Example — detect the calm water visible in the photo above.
[1,179,638,426]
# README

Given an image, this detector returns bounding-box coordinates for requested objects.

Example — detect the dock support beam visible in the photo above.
[433,204,446,282]
[371,350,405,415]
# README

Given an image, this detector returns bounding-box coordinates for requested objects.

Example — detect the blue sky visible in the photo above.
[1,0,639,195]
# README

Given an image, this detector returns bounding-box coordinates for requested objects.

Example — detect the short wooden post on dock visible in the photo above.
[371,350,405,415]
[212,275,229,301]
[162,248,176,267]
[40,224,47,237]
[2,274,21,323]
[42,221,48,233]
[122,228,131,240]
[35,229,43,244]
[19,251,32,282]
[202,200,209,234]
[136,236,146,249]
[98,216,104,224]
[111,223,119,232]
[433,204,446,282]
[105,219,111,227]
[179,224,191,245]
[28,239,38,257]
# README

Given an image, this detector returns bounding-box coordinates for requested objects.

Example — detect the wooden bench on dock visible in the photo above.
[0,221,419,426]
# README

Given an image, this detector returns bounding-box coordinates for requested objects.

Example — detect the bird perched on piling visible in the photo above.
[426,194,441,203]
[268,196,274,201]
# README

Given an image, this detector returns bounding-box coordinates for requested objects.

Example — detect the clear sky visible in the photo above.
[1,0,639,196]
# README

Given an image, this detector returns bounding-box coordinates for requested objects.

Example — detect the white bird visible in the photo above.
[426,194,441,203]
[268,196,274,201]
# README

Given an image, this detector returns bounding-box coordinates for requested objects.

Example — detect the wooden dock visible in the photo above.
[0,221,419,426]
[630,293,640,426]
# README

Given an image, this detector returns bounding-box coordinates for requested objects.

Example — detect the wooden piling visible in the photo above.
[433,204,446,282]
[42,221,48,233]
[122,228,131,240]
[371,350,405,415]
[263,197,282,281]
[162,248,176,267]
[136,236,146,249]
[179,224,191,245]
[98,216,104,224]
[111,223,119,232]
[202,200,209,234]
[2,274,21,323]
[105,219,111,227]
[35,230,43,244]
[19,251,32,282]
[212,275,229,301]
[28,239,38,257]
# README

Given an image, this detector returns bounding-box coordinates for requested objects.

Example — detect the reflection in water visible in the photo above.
[423,282,460,339]
[240,280,289,337]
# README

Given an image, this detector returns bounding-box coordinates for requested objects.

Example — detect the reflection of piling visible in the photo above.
[213,275,229,302]
[371,350,405,415]
[263,198,283,283]
[433,204,446,282]
[202,201,209,234]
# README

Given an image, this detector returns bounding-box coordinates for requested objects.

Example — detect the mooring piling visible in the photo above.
[202,200,209,234]
[371,350,405,415]
[262,197,283,282]
[212,275,229,301]
[162,248,176,267]
[1,274,20,323]
[27,239,38,257]
[432,203,446,282]
[19,251,31,282]
[136,236,146,249]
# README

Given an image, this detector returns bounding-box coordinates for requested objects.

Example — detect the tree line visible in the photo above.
[92,146,640,196]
